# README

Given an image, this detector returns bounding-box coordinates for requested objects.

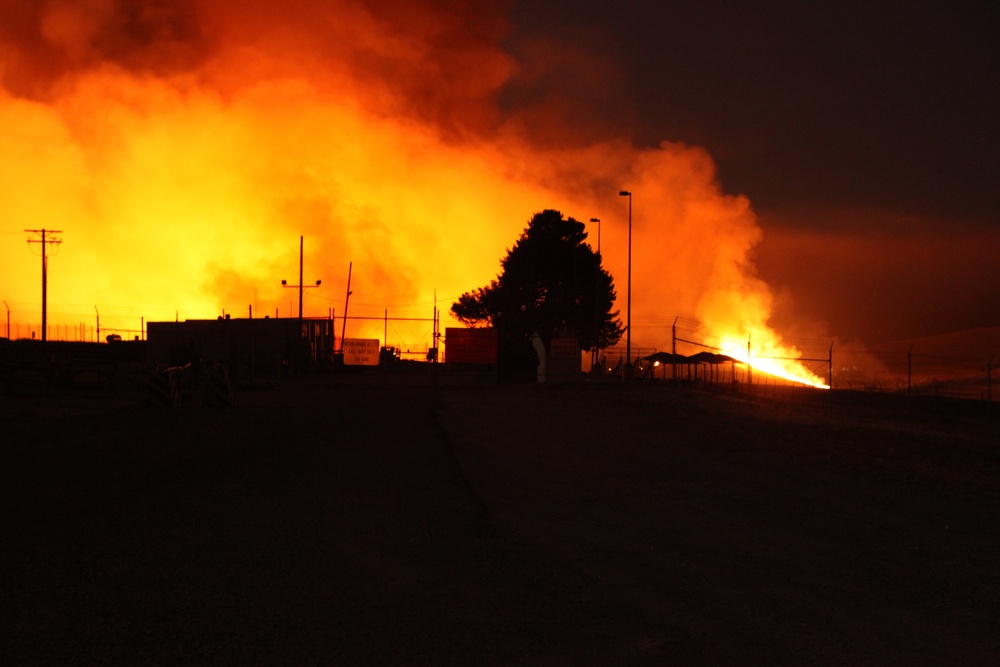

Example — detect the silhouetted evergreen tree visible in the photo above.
[452,209,623,376]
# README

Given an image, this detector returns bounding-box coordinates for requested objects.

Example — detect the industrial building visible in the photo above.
[146,317,335,382]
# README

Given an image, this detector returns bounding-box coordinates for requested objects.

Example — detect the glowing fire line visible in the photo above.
[718,339,830,389]
[674,330,830,389]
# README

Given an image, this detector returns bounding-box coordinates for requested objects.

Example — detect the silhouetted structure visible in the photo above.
[146,317,334,382]
[643,351,739,383]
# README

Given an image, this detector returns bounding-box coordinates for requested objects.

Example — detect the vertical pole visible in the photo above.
[95,305,100,342]
[340,262,352,354]
[618,191,632,380]
[384,308,388,347]
[298,235,304,330]
[672,317,678,381]
[626,196,632,379]
[41,230,47,341]
[588,220,600,371]
[433,289,439,363]
[828,341,833,389]
[25,229,61,342]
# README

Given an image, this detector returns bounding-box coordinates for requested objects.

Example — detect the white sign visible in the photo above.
[342,338,380,366]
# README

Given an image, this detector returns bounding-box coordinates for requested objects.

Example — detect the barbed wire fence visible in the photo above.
[4,313,995,407]
[597,317,996,405]
[4,322,146,343]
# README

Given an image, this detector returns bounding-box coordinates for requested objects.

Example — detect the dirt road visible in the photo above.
[3,380,998,664]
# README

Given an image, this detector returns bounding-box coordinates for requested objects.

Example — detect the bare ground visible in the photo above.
[2,379,999,665]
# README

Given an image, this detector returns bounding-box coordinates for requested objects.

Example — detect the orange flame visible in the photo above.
[1,1,826,379]
[717,335,829,389]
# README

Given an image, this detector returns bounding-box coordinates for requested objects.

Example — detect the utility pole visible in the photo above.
[25,229,62,342]
[281,235,321,333]
[828,341,834,390]
[618,191,632,379]
[298,235,304,324]
[432,289,440,362]
[672,317,678,381]
[339,261,353,354]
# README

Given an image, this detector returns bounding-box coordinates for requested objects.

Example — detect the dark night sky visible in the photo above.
[509,1,998,221]
[507,1,999,342]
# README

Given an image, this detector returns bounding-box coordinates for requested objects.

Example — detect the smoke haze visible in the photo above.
[10,1,987,384]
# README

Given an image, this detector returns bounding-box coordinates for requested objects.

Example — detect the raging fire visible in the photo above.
[1,1,823,384]
[717,335,830,389]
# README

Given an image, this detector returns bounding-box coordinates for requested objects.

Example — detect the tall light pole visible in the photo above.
[588,217,601,255]
[618,191,632,378]
[586,218,602,371]
[282,235,321,333]
[3,300,9,340]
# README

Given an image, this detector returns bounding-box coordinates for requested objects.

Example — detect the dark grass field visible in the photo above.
[3,378,999,665]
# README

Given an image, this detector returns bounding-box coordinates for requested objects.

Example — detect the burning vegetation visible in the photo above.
[2,0,826,387]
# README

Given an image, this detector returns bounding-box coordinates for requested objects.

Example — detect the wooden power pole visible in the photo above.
[24,229,62,341]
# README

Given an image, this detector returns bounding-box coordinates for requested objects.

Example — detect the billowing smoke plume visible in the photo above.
[0,0,823,383]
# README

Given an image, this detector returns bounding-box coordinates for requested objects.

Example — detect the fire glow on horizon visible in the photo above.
[718,338,830,390]
[1,0,827,387]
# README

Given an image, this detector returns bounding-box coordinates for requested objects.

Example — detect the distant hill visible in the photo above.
[871,327,1000,360]
[838,327,999,398]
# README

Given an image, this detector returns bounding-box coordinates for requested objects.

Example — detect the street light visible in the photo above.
[586,218,602,371]
[619,191,632,379]
[588,217,601,255]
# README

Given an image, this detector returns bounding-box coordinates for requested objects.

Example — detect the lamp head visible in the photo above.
[619,190,631,197]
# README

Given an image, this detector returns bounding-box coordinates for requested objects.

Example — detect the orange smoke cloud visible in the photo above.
[1,0,824,384]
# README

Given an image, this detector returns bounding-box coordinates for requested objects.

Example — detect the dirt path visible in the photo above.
[3,380,998,665]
